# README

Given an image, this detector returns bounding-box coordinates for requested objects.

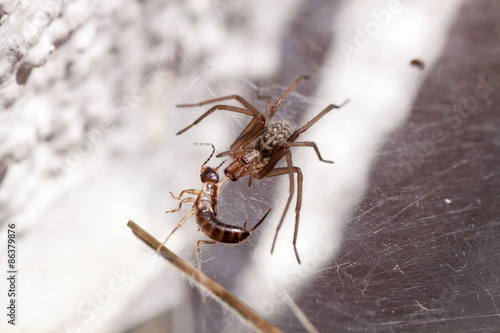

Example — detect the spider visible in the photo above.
[175,76,348,264]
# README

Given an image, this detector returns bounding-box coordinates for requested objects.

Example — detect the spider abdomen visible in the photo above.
[255,121,293,156]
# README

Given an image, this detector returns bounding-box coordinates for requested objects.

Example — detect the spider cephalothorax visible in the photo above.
[176,76,348,263]
[224,121,293,185]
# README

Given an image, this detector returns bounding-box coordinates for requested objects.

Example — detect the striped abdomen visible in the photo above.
[196,210,250,244]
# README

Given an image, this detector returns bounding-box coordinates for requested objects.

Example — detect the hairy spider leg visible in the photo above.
[280,141,334,163]
[176,104,262,136]
[176,95,266,142]
[265,141,331,264]
[268,75,308,120]
[227,94,275,151]
[287,101,349,142]
[254,93,273,123]
[263,150,304,264]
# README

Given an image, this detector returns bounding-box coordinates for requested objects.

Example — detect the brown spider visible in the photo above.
[176,76,348,264]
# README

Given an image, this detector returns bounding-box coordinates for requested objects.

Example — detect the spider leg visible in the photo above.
[248,173,255,187]
[166,197,196,214]
[288,100,349,142]
[178,94,261,113]
[176,105,263,135]
[197,240,217,252]
[257,95,272,122]
[268,75,308,120]
[156,210,196,252]
[277,141,334,163]
[169,189,199,200]
[216,150,231,158]
[231,95,273,149]
[230,118,265,151]
[264,149,303,264]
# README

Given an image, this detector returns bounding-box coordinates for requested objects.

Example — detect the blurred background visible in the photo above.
[0,0,499,332]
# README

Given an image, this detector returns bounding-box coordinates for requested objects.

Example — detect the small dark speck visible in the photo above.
[410,59,425,70]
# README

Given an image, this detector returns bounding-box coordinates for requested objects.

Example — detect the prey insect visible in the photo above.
[176,76,348,264]
[157,144,271,253]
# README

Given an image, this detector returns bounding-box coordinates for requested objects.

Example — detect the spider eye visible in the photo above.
[241,156,249,164]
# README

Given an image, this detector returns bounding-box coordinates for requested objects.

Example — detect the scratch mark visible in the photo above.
[145,27,156,47]
[273,282,320,333]
[349,200,385,223]
[180,76,201,101]
[415,300,429,311]
[373,194,428,232]
[392,264,405,275]
[376,313,500,328]
[178,51,216,98]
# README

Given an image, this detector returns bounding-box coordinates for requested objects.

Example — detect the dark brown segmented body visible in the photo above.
[195,171,251,243]
[196,210,250,243]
